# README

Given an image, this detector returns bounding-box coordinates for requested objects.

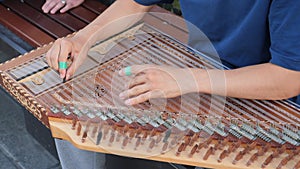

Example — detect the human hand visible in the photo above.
[46,35,88,80]
[118,65,200,105]
[42,0,84,14]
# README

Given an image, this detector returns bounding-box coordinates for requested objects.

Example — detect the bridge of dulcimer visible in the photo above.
[0,1,300,169]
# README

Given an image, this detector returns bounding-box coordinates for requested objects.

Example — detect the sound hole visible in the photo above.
[95,84,106,98]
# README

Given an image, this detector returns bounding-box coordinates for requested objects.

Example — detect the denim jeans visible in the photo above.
[55,139,205,169]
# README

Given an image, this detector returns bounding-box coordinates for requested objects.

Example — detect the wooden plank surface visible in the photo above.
[0,5,54,47]
[82,0,107,15]
[2,0,72,38]
[70,6,99,23]
[25,0,87,31]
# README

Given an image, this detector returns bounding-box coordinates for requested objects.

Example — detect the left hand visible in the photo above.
[118,65,200,105]
[42,0,84,14]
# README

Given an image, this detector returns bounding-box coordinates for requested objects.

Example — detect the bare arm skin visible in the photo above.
[119,63,300,105]
[46,0,152,80]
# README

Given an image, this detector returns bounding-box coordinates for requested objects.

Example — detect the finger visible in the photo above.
[41,0,51,12]
[65,56,81,80]
[60,0,84,13]
[124,91,157,105]
[58,40,72,78]
[42,0,58,13]
[50,2,65,14]
[60,4,72,13]
[119,64,154,76]
[65,53,84,80]
[128,74,147,88]
[47,39,62,70]
[65,62,74,80]
[119,84,150,99]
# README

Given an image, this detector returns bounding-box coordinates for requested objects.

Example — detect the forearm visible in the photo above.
[74,0,152,47]
[195,63,300,100]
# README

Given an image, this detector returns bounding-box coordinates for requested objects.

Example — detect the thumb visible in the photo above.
[65,54,85,80]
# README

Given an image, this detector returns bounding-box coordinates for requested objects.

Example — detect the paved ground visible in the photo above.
[0,88,61,169]
[0,25,61,169]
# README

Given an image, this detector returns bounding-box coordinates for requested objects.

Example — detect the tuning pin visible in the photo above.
[77,123,82,136]
[232,150,246,165]
[293,160,300,169]
[108,133,115,146]
[176,143,185,156]
[277,155,292,169]
[135,127,143,138]
[184,136,191,146]
[281,148,300,169]
[246,152,259,166]
[81,131,88,143]
[278,145,287,154]
[161,141,169,154]
[72,118,77,130]
[156,134,163,144]
[262,150,279,168]
[234,141,255,165]
[247,144,270,166]
[96,131,102,145]
[189,144,198,158]
[134,137,141,150]
[259,144,270,156]
[147,138,156,152]
[150,129,157,138]
[121,136,129,149]
[247,142,257,151]
[103,127,110,140]
[123,125,129,134]
[197,138,212,153]
[218,150,228,163]
[129,129,135,138]
[203,147,214,160]
[220,138,229,148]
[142,131,148,142]
[190,133,199,146]
[228,140,241,153]
[213,140,223,151]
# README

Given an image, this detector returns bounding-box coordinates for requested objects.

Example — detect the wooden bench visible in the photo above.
[0,0,187,48]
[0,0,107,47]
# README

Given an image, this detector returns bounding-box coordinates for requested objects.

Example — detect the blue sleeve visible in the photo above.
[134,0,173,6]
[269,0,300,71]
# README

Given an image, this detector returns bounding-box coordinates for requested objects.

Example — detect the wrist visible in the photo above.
[190,68,211,94]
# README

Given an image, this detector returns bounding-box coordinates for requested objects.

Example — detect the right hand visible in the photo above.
[42,0,85,14]
[46,36,88,80]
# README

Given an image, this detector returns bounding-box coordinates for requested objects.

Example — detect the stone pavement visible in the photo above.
[0,24,61,169]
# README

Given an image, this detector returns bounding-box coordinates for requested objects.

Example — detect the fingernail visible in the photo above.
[66,74,70,81]
[125,100,131,105]
[119,92,125,99]
[119,70,122,75]
[60,73,64,79]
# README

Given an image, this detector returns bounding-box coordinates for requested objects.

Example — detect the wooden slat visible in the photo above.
[2,0,71,38]
[25,0,87,32]
[82,0,107,15]
[70,6,98,23]
[0,5,54,47]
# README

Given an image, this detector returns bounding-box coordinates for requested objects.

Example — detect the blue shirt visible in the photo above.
[135,0,300,104]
